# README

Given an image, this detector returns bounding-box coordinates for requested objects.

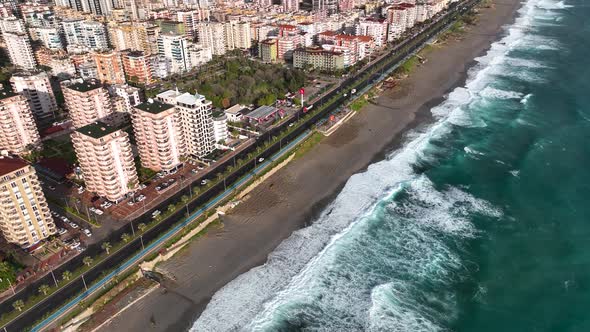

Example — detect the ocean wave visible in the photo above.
[191,0,556,330]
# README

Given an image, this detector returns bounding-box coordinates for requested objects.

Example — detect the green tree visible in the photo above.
[181,195,189,204]
[137,223,147,233]
[83,256,94,266]
[38,284,50,296]
[167,204,176,214]
[121,233,131,243]
[62,270,72,281]
[12,299,24,312]
[101,242,112,254]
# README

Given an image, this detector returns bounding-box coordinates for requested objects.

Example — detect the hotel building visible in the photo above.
[71,122,138,202]
[0,156,56,247]
[132,99,185,172]
[0,91,41,156]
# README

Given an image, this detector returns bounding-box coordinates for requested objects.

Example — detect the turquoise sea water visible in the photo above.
[192,0,590,330]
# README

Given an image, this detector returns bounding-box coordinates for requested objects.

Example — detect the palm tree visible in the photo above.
[101,242,112,255]
[155,214,162,222]
[83,256,93,266]
[121,233,131,243]
[38,284,50,296]
[62,270,72,281]
[137,223,146,233]
[181,195,189,204]
[12,300,24,312]
[167,204,175,214]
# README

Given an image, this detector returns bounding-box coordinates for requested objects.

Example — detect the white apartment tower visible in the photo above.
[0,91,41,156]
[62,20,109,51]
[72,122,138,202]
[195,22,226,56]
[0,157,57,248]
[132,100,185,172]
[224,21,252,51]
[157,90,215,159]
[3,32,37,70]
[157,33,190,74]
[10,71,58,127]
[63,79,114,129]
[32,27,64,50]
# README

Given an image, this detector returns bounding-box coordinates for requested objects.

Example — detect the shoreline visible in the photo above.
[92,1,523,331]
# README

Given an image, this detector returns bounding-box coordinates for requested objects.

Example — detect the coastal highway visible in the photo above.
[0,1,481,330]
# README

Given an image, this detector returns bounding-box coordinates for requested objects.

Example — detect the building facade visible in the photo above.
[10,71,58,128]
[0,91,41,156]
[122,51,154,85]
[0,156,56,247]
[71,122,138,202]
[63,79,114,128]
[157,90,215,159]
[157,33,190,74]
[132,100,185,172]
[3,31,37,70]
[93,50,126,85]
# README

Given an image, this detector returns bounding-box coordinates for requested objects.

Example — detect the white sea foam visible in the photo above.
[191,0,558,330]
[480,87,524,100]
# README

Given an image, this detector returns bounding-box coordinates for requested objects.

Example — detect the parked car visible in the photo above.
[83,229,92,237]
[137,194,146,202]
[61,216,69,222]
[77,186,85,194]
[69,222,79,229]
[138,183,147,190]
[93,208,103,215]
[48,185,56,191]
[200,179,209,185]
[58,228,67,235]
[155,186,162,191]
[191,169,198,174]
[127,200,135,206]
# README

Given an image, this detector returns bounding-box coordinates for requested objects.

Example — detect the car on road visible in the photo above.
[48,185,56,191]
[151,210,161,219]
[200,179,208,185]
[258,158,265,163]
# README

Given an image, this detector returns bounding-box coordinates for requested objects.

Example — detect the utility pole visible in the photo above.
[81,275,88,291]
[130,221,135,237]
[50,268,58,287]
[140,235,145,250]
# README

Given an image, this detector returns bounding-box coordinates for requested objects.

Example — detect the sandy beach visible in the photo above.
[94,1,523,331]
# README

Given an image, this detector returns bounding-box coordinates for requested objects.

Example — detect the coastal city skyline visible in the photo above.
[1,0,584,331]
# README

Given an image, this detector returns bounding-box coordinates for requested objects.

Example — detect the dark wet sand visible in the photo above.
[95,1,523,331]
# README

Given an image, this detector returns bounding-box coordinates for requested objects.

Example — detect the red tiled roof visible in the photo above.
[0,157,28,176]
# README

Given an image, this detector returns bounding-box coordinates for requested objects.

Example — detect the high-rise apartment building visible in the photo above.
[283,0,299,12]
[0,91,41,156]
[157,90,215,158]
[72,122,138,202]
[3,32,37,69]
[62,20,109,51]
[224,21,251,51]
[122,51,154,85]
[132,99,185,172]
[157,33,190,74]
[63,79,114,128]
[0,16,25,33]
[177,9,210,39]
[93,50,126,85]
[10,71,58,127]
[108,22,160,55]
[313,0,338,15]
[0,156,56,247]
[195,22,226,56]
[31,27,64,50]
